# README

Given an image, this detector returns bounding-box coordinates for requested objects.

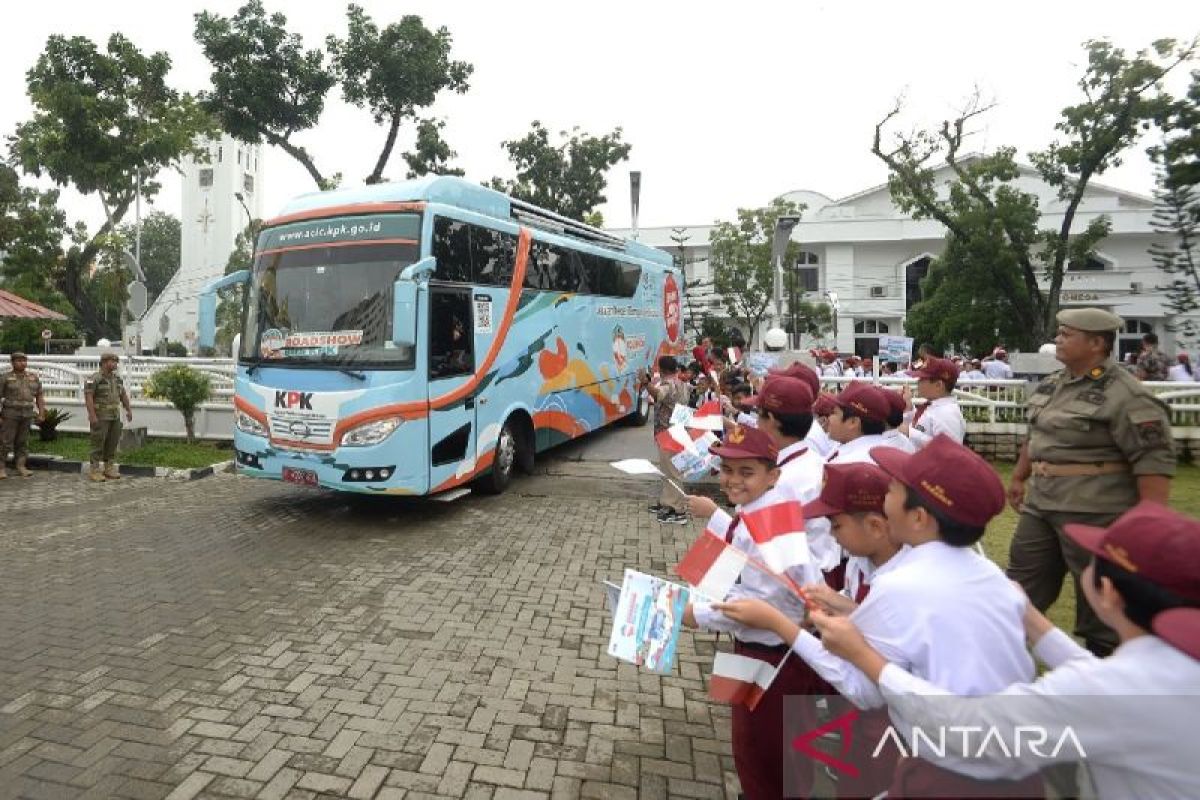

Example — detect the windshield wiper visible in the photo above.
[337,367,367,381]
[246,361,261,377]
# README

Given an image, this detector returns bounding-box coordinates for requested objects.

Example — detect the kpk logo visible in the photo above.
[275,391,314,410]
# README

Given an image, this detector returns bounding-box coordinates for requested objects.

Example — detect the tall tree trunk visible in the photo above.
[271,136,326,189]
[366,113,402,185]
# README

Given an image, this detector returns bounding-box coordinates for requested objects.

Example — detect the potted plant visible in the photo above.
[36,408,73,441]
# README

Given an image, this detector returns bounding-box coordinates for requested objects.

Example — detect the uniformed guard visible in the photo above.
[84,353,133,482]
[1,352,47,479]
[1007,307,1176,656]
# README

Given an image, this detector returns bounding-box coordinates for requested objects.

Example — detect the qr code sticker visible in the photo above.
[474,298,492,333]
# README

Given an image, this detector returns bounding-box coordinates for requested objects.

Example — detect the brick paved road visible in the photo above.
[0,426,738,799]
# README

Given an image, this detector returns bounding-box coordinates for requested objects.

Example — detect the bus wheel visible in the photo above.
[623,389,649,427]
[475,420,518,494]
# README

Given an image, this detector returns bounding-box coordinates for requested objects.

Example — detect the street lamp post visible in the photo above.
[770,215,800,346]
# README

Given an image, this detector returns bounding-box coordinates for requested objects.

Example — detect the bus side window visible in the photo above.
[571,251,593,294]
[473,226,517,286]
[523,242,554,291]
[429,289,474,379]
[432,217,473,282]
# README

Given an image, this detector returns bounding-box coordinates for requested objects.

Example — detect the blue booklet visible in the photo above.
[606,569,690,674]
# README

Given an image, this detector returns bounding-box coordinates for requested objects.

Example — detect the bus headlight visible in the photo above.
[236,410,267,436]
[342,417,403,447]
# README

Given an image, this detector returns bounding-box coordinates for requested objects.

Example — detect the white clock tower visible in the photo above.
[140,133,264,352]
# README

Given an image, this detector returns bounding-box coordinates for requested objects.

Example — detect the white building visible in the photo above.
[137,134,264,352]
[615,156,1188,361]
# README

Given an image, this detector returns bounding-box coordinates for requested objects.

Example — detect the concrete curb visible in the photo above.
[21,454,235,481]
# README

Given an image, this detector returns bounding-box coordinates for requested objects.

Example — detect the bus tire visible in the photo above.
[623,389,650,427]
[475,419,519,495]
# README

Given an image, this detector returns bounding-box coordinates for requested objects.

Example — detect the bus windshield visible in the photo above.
[240,240,419,368]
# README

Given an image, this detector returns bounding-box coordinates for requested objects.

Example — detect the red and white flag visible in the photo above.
[675,531,747,599]
[690,399,725,431]
[709,651,785,710]
[655,424,710,454]
[740,501,810,573]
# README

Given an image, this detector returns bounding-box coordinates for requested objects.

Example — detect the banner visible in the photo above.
[879,335,915,365]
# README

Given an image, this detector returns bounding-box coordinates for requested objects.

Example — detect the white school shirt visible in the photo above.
[841,546,910,602]
[825,433,887,464]
[773,442,841,578]
[691,488,810,647]
[880,428,918,453]
[963,368,987,381]
[907,396,966,448]
[804,423,836,458]
[879,632,1200,797]
[820,362,843,377]
[982,360,1013,379]
[1167,363,1192,382]
[790,541,1034,777]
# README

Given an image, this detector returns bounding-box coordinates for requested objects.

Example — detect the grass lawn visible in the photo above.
[30,433,232,470]
[982,460,1200,634]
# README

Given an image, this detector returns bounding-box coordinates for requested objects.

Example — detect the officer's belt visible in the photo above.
[1031,461,1129,478]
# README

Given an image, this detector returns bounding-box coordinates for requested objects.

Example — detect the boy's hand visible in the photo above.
[809,610,871,660]
[803,583,856,616]
[687,494,718,518]
[683,603,698,629]
[712,598,790,637]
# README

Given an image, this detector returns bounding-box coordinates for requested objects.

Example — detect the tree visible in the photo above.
[10,33,212,341]
[195,0,337,189]
[144,364,212,442]
[788,298,833,344]
[402,118,465,179]
[489,122,631,222]
[101,211,181,300]
[709,199,804,347]
[1150,71,1200,340]
[874,38,1193,345]
[669,226,712,340]
[326,6,472,185]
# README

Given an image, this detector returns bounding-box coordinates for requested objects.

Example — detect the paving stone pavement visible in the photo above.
[0,440,739,799]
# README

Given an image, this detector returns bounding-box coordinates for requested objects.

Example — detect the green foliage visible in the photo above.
[1150,70,1200,342]
[709,199,804,347]
[160,341,189,357]
[195,0,336,188]
[327,6,472,184]
[214,219,262,356]
[9,33,212,340]
[34,408,72,442]
[32,433,230,467]
[100,211,181,300]
[144,365,212,442]
[874,38,1192,345]
[489,121,631,222]
[789,299,833,343]
[403,118,465,179]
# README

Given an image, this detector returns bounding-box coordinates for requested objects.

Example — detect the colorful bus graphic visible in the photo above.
[199,176,682,495]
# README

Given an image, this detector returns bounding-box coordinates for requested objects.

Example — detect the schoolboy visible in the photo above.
[880,387,917,454]
[683,424,816,800]
[728,382,758,427]
[901,356,966,447]
[815,501,1200,800]
[824,383,891,463]
[768,361,836,457]
[717,435,1038,798]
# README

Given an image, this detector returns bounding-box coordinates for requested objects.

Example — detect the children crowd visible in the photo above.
[637,324,1198,800]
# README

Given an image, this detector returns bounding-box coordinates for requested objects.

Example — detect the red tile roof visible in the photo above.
[0,289,69,320]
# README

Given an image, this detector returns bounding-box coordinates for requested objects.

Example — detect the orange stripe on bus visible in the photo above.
[263,201,425,228]
[255,238,418,258]
[533,410,587,439]
[331,227,533,446]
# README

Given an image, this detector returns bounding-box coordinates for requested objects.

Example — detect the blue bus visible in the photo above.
[199,176,682,495]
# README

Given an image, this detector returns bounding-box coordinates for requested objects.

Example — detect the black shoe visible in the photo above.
[647,502,669,513]
[657,509,691,525]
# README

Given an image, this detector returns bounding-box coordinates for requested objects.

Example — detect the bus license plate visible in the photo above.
[282,467,318,487]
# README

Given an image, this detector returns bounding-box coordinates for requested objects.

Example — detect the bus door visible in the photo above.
[427,285,477,488]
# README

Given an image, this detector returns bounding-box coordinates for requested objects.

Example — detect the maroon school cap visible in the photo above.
[804,462,890,519]
[832,383,890,424]
[870,435,1005,528]
[1153,608,1200,661]
[813,393,838,418]
[710,424,779,463]
[768,361,821,396]
[882,388,906,418]
[911,357,960,389]
[1064,502,1200,604]
[748,375,814,415]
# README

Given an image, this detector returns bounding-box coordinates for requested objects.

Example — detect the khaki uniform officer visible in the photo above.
[1007,308,1175,656]
[84,353,133,482]
[1,352,47,479]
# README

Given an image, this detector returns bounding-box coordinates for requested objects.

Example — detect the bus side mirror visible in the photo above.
[198,270,250,350]
[393,256,436,347]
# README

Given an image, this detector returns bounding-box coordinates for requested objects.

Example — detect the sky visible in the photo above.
[5,0,1200,234]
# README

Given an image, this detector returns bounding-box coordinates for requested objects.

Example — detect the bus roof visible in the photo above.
[273,175,672,266]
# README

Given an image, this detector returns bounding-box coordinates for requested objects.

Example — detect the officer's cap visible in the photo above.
[1056,307,1122,333]
[10,351,28,360]
[99,352,120,363]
